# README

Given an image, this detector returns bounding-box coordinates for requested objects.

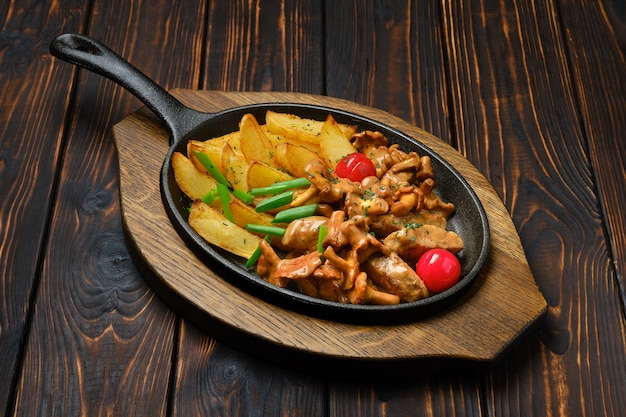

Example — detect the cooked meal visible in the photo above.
[172,111,464,305]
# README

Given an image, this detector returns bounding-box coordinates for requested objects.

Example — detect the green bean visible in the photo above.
[245,224,286,236]
[201,189,219,205]
[249,177,311,196]
[317,224,328,253]
[232,189,255,205]
[193,151,230,187]
[216,183,234,222]
[245,236,271,269]
[255,191,294,213]
[271,204,318,223]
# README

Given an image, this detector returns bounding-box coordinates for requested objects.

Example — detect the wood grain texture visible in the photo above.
[113,90,545,377]
[172,322,326,417]
[324,0,452,142]
[203,0,324,93]
[11,1,204,416]
[0,0,86,413]
[329,372,483,416]
[442,0,626,415]
[556,2,626,414]
[558,0,626,308]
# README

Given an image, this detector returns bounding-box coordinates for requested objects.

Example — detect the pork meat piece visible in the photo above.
[383,224,464,262]
[281,216,328,250]
[362,252,429,302]
[369,212,447,237]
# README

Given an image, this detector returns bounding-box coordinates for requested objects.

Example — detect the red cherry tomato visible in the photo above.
[335,152,376,183]
[416,249,461,293]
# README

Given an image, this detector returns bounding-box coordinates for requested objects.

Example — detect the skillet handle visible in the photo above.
[50,33,211,144]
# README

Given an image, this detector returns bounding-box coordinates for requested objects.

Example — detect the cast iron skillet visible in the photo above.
[50,33,490,324]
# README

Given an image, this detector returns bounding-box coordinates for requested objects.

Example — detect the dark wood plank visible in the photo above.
[0,1,87,414]
[442,0,626,416]
[558,0,626,307]
[329,373,483,417]
[11,1,205,415]
[172,2,328,416]
[202,0,324,93]
[172,324,326,416]
[324,0,452,142]
[324,2,484,416]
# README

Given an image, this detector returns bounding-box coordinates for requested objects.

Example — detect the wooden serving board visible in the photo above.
[113,90,546,378]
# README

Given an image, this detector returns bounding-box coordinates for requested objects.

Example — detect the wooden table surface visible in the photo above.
[1,1,624,416]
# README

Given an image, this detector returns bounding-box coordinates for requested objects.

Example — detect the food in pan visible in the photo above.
[172,111,464,305]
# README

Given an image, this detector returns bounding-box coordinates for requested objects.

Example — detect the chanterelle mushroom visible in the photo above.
[391,184,424,216]
[257,239,323,286]
[323,246,360,290]
[347,272,400,305]
[305,160,358,202]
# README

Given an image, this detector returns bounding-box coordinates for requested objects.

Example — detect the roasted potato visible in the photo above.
[275,142,323,177]
[221,142,250,191]
[263,128,320,153]
[319,115,357,168]
[246,161,295,189]
[171,152,218,200]
[266,110,356,144]
[188,140,225,175]
[188,201,261,259]
[239,114,275,165]
[200,130,240,147]
[228,197,275,229]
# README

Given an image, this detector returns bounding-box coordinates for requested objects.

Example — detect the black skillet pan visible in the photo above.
[50,33,489,324]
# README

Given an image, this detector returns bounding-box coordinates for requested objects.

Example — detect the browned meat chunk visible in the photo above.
[281,216,328,250]
[361,252,429,302]
[383,224,464,262]
[370,212,447,237]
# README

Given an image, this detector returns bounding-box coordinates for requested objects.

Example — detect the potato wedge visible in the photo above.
[188,140,225,175]
[228,197,275,228]
[171,152,217,200]
[227,199,287,249]
[221,142,249,191]
[266,110,356,144]
[201,130,240,147]
[277,143,323,177]
[263,127,320,154]
[246,161,295,189]
[319,115,357,168]
[188,201,260,259]
[239,114,274,165]
[207,187,274,228]
[270,142,289,170]
[266,110,321,144]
